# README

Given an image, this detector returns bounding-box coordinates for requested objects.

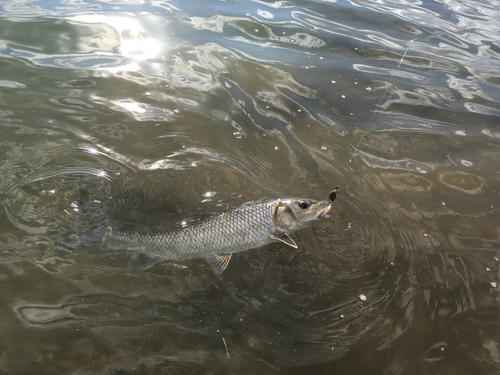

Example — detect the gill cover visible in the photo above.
[271,198,331,249]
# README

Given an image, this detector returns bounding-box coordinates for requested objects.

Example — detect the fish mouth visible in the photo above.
[317,205,331,219]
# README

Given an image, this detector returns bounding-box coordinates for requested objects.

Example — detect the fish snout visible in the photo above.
[317,204,331,219]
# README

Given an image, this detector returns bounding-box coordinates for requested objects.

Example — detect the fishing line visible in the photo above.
[329,40,414,202]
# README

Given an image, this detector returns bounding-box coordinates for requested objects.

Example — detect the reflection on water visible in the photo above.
[1,0,500,373]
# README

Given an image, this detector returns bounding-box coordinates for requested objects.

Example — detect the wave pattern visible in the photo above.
[0,0,499,373]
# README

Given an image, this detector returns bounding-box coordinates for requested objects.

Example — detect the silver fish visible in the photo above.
[102,198,331,273]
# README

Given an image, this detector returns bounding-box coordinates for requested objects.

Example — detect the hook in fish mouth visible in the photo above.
[317,205,331,219]
[329,186,338,202]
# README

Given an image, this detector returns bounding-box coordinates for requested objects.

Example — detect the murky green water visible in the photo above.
[1,0,500,373]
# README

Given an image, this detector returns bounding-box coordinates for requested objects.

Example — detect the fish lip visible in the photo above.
[317,205,331,219]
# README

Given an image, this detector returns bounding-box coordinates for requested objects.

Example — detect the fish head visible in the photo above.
[273,198,331,233]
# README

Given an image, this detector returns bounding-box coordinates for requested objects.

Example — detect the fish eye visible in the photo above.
[298,201,309,209]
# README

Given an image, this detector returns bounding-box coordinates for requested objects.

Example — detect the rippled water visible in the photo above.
[1,0,500,373]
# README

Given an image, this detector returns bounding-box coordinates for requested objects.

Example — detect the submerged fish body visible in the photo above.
[88,198,330,273]
[104,200,279,260]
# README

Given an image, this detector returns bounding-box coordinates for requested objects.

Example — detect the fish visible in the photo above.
[58,197,331,274]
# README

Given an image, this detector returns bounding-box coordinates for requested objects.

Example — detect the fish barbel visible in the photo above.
[101,198,331,273]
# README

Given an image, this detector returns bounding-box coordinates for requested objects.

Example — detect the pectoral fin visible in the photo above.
[207,254,232,275]
[270,231,298,248]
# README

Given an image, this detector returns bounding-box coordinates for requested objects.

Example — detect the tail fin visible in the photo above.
[55,229,105,251]
[78,198,110,230]
[55,199,108,251]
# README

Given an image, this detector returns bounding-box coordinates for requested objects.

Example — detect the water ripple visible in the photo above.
[1,0,500,373]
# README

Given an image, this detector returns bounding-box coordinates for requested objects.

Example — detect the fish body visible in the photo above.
[104,200,278,260]
[102,198,331,273]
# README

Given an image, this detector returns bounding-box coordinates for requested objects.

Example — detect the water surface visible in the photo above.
[1,0,500,373]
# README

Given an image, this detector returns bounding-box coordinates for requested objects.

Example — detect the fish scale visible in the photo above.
[77,195,334,274]
[102,200,279,261]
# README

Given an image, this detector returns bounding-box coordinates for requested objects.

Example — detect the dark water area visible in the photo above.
[1,0,500,373]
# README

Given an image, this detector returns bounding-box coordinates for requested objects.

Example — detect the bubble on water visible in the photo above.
[339,314,345,319]
[331,80,336,84]
[223,56,228,60]
[423,233,428,237]
[290,39,296,43]
[491,281,498,288]
[441,202,446,205]
[274,146,279,151]
[461,159,473,167]
[173,109,180,114]
[341,95,345,98]
[203,191,216,198]
[416,166,427,174]
[486,267,491,272]
[321,146,327,151]
[366,87,372,92]
[359,294,367,301]
[179,77,186,82]
[233,131,244,139]
[257,9,274,19]
[297,109,302,112]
